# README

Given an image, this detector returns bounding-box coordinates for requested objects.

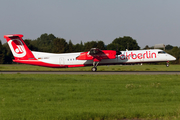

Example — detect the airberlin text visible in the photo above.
[119,51,156,60]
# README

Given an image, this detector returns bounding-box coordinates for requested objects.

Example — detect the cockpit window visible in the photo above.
[158,51,166,54]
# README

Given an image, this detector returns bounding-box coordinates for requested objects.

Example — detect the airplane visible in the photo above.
[4,34,176,72]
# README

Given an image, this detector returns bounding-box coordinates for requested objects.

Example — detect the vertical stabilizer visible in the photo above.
[4,34,36,60]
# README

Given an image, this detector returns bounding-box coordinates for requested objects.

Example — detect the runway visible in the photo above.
[1,71,180,75]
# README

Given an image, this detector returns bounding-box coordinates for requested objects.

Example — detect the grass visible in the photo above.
[0,64,180,71]
[0,74,180,119]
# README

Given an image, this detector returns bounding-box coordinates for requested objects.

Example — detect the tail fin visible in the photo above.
[4,34,36,60]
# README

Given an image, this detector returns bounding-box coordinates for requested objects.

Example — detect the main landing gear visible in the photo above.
[166,61,169,67]
[91,62,99,72]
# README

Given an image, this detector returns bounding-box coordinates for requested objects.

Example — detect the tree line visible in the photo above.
[0,33,179,64]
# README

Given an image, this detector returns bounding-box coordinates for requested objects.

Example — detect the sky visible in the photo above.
[0,0,180,49]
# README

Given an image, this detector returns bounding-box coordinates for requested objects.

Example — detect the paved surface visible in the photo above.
[1,71,180,74]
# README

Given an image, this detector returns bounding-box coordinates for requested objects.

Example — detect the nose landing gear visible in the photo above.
[166,61,169,67]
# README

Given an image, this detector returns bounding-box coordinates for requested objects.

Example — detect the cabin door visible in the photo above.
[59,58,65,66]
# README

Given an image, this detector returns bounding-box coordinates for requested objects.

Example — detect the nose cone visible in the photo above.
[169,55,176,61]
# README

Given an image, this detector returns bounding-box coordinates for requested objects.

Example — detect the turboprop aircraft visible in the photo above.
[4,34,176,72]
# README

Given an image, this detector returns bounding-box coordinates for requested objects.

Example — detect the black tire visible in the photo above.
[91,67,97,72]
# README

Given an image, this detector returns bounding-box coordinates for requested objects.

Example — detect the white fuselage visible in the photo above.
[31,49,176,67]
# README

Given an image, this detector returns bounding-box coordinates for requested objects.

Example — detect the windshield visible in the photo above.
[158,51,166,54]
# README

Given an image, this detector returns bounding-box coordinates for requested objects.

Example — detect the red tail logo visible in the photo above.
[8,39,27,58]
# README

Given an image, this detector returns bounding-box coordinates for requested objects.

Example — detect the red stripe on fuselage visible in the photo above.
[13,60,66,68]
[13,60,87,68]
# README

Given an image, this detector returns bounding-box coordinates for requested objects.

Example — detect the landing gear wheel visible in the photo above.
[166,62,169,67]
[91,67,97,72]
[92,62,99,72]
